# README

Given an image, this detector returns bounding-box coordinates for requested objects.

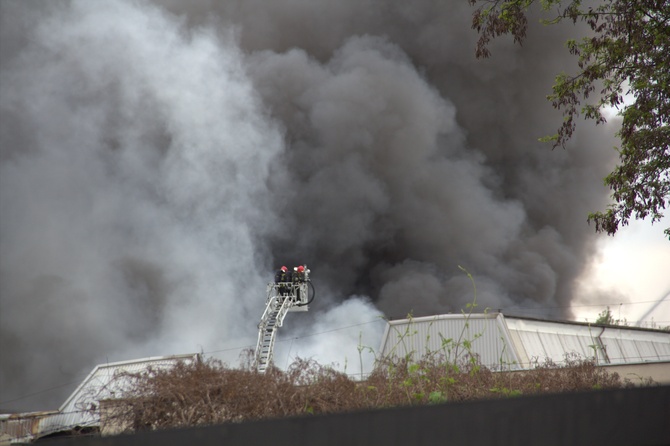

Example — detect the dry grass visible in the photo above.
[104,351,643,433]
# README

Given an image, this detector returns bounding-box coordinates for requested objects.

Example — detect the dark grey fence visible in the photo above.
[44,385,670,446]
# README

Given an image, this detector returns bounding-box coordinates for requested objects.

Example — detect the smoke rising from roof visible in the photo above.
[1,0,617,411]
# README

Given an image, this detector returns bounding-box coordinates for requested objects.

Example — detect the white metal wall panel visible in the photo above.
[635,340,661,362]
[512,330,546,365]
[601,338,626,363]
[559,334,592,360]
[37,354,199,438]
[618,337,644,362]
[381,314,520,369]
[539,332,572,360]
[600,328,670,364]
[507,329,530,366]
[506,329,603,366]
[653,338,670,358]
[380,314,670,371]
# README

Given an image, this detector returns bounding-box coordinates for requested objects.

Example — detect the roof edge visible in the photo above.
[386,312,502,326]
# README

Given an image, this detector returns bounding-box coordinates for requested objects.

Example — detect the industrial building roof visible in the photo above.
[1,353,199,443]
[379,313,670,370]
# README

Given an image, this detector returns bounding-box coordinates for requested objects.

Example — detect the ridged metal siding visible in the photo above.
[507,318,613,365]
[35,353,200,439]
[598,328,670,364]
[380,313,520,369]
[0,411,59,443]
[502,318,670,366]
[380,314,670,371]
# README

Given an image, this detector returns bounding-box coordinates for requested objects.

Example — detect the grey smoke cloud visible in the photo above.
[1,0,617,411]
[1,0,284,410]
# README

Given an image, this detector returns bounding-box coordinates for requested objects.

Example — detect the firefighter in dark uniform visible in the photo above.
[293,265,305,302]
[274,266,290,296]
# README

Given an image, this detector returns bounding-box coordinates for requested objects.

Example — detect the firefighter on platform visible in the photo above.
[293,265,306,282]
[274,266,291,295]
[292,265,306,302]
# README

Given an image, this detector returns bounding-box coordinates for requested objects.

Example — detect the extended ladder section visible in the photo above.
[254,269,313,373]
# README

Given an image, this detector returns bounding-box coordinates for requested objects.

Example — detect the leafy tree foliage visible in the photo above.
[469,0,670,238]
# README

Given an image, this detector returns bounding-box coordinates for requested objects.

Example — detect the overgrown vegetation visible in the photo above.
[102,352,636,434]
[594,306,628,326]
[98,269,652,434]
[593,307,670,331]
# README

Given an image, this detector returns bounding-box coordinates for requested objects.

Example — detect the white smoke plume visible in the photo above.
[1,0,617,411]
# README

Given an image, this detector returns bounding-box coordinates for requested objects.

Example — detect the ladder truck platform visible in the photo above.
[253,265,314,373]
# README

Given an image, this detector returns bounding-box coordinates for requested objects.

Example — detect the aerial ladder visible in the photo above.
[254,265,314,373]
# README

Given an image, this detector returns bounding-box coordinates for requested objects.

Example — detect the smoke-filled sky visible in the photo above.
[1,0,661,412]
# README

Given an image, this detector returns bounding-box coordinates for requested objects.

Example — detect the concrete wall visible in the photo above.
[602,361,670,385]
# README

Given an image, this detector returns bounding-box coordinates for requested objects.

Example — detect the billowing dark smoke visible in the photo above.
[1,0,617,411]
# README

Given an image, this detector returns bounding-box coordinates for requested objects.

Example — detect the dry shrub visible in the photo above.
[106,353,642,433]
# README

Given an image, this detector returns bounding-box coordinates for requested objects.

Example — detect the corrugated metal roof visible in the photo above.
[598,327,670,364]
[34,353,200,439]
[380,313,670,370]
[504,318,608,366]
[0,411,59,444]
[504,317,670,366]
[379,313,521,370]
